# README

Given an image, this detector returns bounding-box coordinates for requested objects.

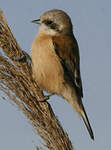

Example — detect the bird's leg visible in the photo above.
[46,93,54,98]
[13,51,32,66]
[38,92,54,102]
[13,55,27,62]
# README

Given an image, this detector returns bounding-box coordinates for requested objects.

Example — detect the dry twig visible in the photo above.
[0,10,74,150]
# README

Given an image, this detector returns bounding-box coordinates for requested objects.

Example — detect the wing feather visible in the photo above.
[52,35,83,97]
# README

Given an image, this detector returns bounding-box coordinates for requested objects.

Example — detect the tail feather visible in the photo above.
[61,85,94,139]
[70,99,94,140]
[80,104,94,140]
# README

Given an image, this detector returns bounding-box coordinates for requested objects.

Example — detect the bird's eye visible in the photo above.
[44,20,53,25]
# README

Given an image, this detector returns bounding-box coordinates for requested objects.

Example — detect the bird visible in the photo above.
[31,9,94,140]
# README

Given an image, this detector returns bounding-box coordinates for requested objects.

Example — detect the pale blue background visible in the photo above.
[0,0,111,150]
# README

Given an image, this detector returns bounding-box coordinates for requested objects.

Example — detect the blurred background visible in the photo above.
[0,0,111,149]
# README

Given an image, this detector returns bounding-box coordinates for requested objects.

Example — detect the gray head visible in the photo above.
[32,9,73,36]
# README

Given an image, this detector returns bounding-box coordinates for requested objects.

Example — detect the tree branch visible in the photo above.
[0,10,74,150]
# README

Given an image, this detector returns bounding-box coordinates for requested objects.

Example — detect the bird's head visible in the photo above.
[32,9,73,36]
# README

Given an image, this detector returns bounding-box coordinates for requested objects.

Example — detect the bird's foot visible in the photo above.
[13,51,32,66]
[38,93,54,102]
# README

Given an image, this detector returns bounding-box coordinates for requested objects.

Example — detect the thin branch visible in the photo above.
[0,10,74,150]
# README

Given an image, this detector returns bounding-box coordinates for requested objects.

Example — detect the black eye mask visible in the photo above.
[43,19,59,31]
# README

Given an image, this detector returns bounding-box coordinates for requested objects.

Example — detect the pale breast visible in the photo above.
[31,34,64,93]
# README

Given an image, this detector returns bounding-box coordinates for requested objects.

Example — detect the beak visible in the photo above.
[31,19,41,24]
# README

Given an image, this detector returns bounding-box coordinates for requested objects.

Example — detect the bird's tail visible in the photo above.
[80,103,94,140]
[60,85,94,140]
[69,96,94,140]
